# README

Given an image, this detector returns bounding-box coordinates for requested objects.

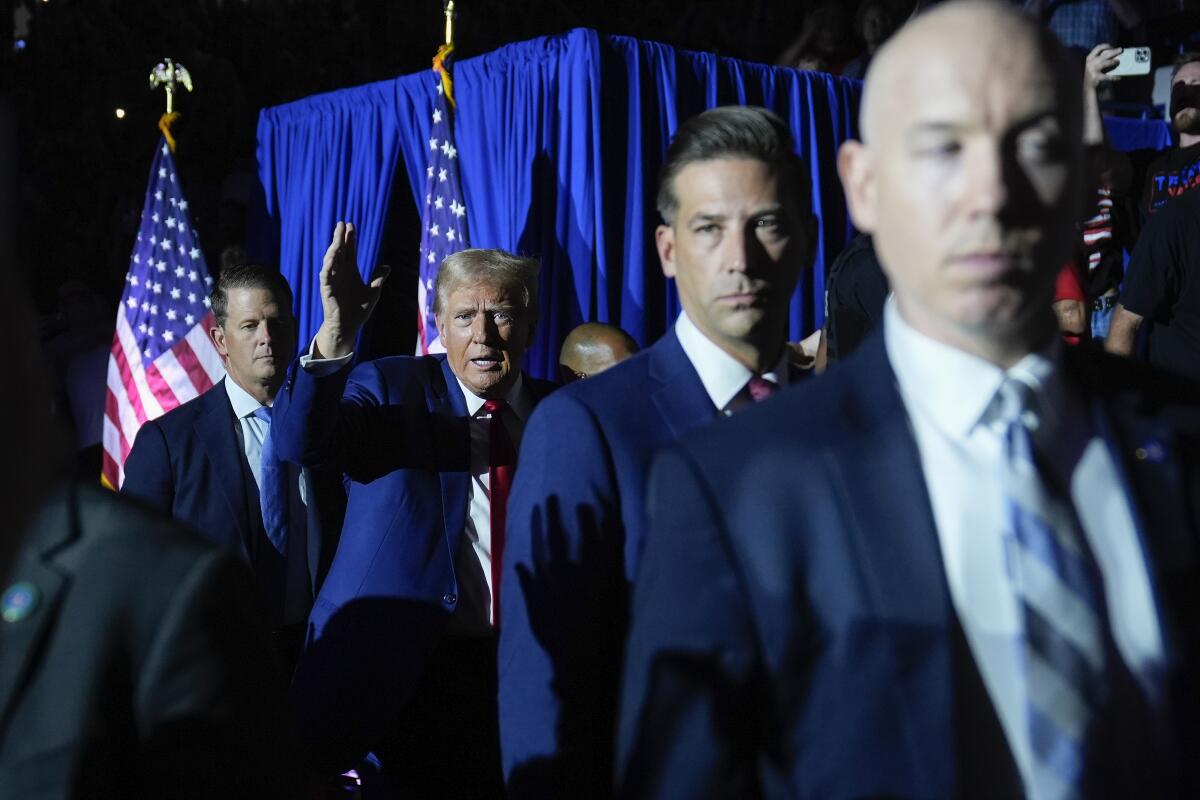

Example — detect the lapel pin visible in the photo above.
[1134,439,1167,464]
[2,581,39,623]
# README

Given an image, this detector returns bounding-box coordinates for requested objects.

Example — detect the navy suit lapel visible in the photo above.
[827,335,957,788]
[194,380,253,559]
[648,329,718,437]
[0,485,73,731]
[433,357,471,555]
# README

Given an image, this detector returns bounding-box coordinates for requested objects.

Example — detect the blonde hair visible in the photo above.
[433,248,540,319]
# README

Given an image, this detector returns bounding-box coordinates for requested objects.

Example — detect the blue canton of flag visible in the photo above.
[417,45,470,355]
[103,136,225,489]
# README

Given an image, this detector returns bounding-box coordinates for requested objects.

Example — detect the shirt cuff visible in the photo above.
[299,336,354,376]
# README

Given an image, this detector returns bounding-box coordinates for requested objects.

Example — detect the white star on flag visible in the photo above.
[433,109,442,124]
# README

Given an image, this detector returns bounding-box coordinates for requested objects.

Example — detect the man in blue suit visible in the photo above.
[273,227,555,798]
[618,3,1200,797]
[499,106,816,797]
[122,263,343,667]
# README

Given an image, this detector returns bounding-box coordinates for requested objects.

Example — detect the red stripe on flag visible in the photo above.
[101,387,130,490]
[145,360,183,413]
[110,331,149,426]
[104,387,133,462]
[172,338,214,395]
[101,448,121,491]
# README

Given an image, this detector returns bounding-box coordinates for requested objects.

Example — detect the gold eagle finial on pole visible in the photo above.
[149,58,193,116]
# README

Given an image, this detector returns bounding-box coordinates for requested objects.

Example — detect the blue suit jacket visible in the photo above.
[272,352,554,773]
[617,334,1200,798]
[499,328,720,797]
[121,379,344,625]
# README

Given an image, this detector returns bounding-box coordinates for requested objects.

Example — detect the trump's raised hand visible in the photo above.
[314,221,390,359]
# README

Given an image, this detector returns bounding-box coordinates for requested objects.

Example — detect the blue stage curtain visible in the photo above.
[257,29,864,378]
[257,79,410,351]
[1104,116,1173,153]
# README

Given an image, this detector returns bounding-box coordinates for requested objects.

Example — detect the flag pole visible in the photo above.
[444,0,456,46]
[149,58,193,152]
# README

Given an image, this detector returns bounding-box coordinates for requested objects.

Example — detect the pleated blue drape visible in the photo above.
[256,29,856,378]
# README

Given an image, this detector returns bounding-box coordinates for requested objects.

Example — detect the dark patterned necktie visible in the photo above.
[746,375,779,403]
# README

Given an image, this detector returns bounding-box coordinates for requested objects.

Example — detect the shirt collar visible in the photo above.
[457,372,532,421]
[224,376,268,419]
[883,297,1060,440]
[674,311,789,411]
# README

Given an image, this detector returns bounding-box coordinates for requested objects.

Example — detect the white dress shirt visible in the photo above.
[223,377,313,625]
[883,298,1166,794]
[673,311,789,414]
[300,341,529,634]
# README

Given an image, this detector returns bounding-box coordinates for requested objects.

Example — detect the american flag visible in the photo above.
[102,137,225,489]
[416,44,470,355]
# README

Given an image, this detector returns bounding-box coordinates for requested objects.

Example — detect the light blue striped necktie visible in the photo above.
[252,405,290,556]
[994,377,1112,800]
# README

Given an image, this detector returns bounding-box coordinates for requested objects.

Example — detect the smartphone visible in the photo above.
[1110,47,1152,77]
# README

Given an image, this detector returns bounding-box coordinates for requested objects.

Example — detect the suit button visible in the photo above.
[443,593,457,605]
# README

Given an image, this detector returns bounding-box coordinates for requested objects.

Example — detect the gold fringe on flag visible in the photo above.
[433,44,456,109]
[158,111,181,153]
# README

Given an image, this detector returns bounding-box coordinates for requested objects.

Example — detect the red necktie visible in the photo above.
[482,398,516,627]
[746,375,779,403]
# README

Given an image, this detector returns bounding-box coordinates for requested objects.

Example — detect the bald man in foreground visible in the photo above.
[558,322,639,383]
[617,2,1200,797]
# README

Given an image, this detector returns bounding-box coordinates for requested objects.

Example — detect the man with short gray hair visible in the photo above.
[272,224,556,797]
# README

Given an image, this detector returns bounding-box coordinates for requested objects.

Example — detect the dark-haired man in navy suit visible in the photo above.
[122,264,343,666]
[499,105,816,798]
[618,3,1200,798]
